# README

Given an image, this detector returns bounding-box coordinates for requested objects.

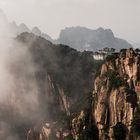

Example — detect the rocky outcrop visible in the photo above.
[27,122,72,140]
[72,111,86,140]
[93,48,140,139]
[13,32,102,140]
[27,48,140,140]
[13,32,140,140]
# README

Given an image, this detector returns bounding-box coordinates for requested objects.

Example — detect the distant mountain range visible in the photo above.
[58,27,132,51]
[0,9,53,42]
[0,9,134,52]
[131,42,140,49]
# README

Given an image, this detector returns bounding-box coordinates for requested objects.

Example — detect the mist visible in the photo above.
[0,14,46,140]
[0,0,140,42]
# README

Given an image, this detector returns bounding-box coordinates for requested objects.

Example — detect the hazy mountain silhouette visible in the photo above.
[58,26,132,51]
[0,9,132,52]
[0,9,53,41]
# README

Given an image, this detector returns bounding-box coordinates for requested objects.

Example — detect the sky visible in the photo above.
[0,0,140,42]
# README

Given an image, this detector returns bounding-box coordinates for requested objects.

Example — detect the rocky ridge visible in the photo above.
[58,27,132,52]
[93,48,140,140]
[15,32,102,140]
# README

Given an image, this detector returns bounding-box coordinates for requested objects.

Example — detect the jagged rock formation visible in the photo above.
[58,27,132,52]
[14,32,102,140]
[16,32,100,114]
[92,48,140,140]
[0,9,53,41]
[8,32,139,140]
[0,9,132,51]
[16,23,53,42]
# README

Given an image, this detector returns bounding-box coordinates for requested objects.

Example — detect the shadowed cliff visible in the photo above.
[0,32,102,140]
[72,48,140,140]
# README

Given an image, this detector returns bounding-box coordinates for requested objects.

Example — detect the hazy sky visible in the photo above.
[0,0,140,42]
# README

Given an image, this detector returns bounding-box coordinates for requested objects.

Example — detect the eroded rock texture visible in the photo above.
[93,48,140,140]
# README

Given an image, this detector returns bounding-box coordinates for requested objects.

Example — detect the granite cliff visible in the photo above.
[72,48,140,140]
[91,48,140,140]
[1,31,139,140]
[16,34,140,140]
[14,33,102,140]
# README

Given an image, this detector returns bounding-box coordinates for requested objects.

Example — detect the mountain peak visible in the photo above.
[97,27,104,31]
[32,26,41,36]
[58,26,132,52]
[18,23,30,33]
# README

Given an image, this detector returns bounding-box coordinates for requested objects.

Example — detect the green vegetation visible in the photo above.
[135,48,140,53]
[84,124,99,140]
[120,49,127,58]
[16,33,103,138]
[120,49,127,54]
[125,88,137,108]
[135,48,140,51]
[104,70,137,108]
[103,124,110,139]
[104,70,126,92]
[78,114,99,140]
[106,54,117,63]
[113,122,127,140]
[131,106,140,138]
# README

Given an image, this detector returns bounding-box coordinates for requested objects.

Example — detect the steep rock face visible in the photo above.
[93,48,140,139]
[14,33,102,140]
[26,75,72,140]
[16,32,98,116]
[71,110,99,140]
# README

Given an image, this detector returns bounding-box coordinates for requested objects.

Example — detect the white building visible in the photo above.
[93,52,106,60]
[93,47,115,60]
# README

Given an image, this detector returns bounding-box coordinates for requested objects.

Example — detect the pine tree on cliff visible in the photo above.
[131,106,140,139]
